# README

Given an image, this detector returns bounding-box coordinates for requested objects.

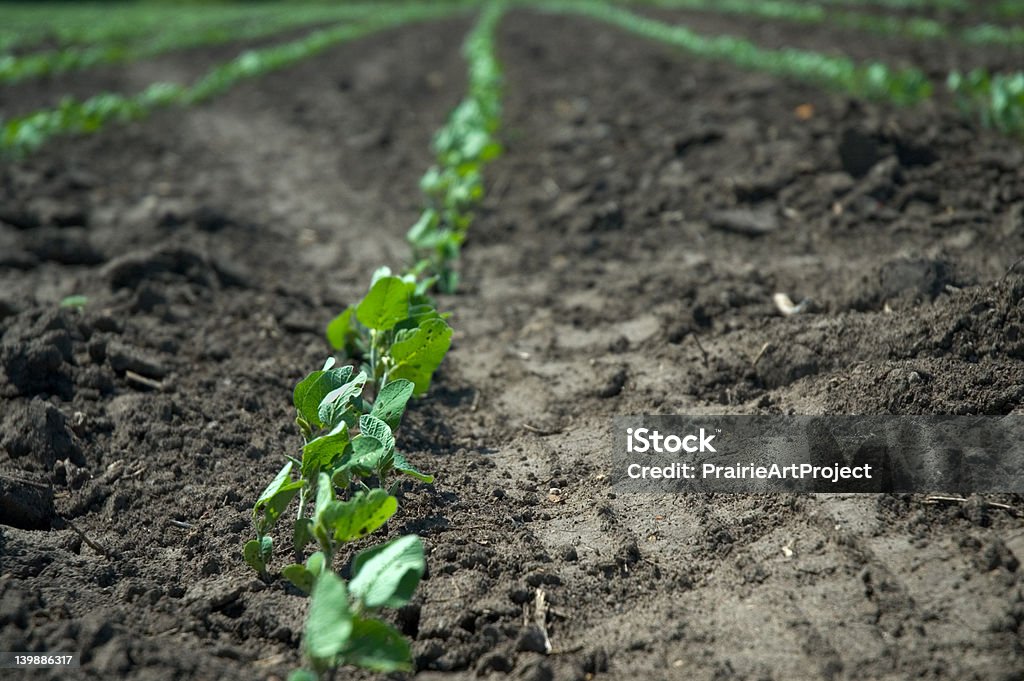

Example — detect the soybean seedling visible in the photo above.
[245,348,437,579]
[288,535,427,679]
[325,268,453,395]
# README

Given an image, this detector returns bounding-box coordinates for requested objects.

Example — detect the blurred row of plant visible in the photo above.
[2,0,1024,150]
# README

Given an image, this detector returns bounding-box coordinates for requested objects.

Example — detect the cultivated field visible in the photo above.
[1,1,1023,679]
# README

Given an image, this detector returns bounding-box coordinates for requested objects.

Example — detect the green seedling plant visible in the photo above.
[288,535,427,679]
[244,355,438,676]
[326,268,453,395]
[245,277,449,674]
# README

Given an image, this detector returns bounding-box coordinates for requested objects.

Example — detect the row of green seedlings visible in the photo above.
[535,0,931,104]
[243,3,506,678]
[0,2,470,157]
[626,0,1024,46]
[244,280,447,677]
[597,0,1024,136]
[0,3,435,86]
[795,0,967,12]
[948,69,1024,135]
[0,3,283,54]
[405,0,505,293]
[803,0,1024,17]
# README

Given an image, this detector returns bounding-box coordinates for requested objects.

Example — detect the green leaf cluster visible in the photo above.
[289,536,426,678]
[245,355,434,676]
[948,69,1024,135]
[327,271,453,396]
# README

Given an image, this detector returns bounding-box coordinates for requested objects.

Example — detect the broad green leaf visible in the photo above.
[282,563,315,594]
[332,465,352,489]
[314,471,334,520]
[389,318,453,395]
[356,276,409,331]
[293,364,355,427]
[302,422,351,478]
[393,450,435,484]
[349,434,387,474]
[341,617,413,672]
[359,414,395,455]
[407,209,439,247]
[243,539,267,575]
[306,551,326,577]
[394,303,445,333]
[349,535,425,610]
[304,571,353,664]
[317,371,367,428]
[326,306,357,353]
[321,489,397,543]
[371,379,414,431]
[287,669,318,681]
[254,462,303,533]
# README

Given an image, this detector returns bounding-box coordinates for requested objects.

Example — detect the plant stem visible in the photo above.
[369,329,380,390]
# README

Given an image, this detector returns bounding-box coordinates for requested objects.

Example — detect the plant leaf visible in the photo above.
[294,364,354,428]
[243,539,267,575]
[314,471,334,520]
[393,450,435,484]
[356,276,409,331]
[407,209,439,247]
[349,434,387,474]
[370,266,393,285]
[253,462,303,533]
[326,306,358,354]
[341,617,413,672]
[388,318,453,395]
[282,563,315,595]
[359,414,395,455]
[302,422,351,479]
[294,518,313,555]
[321,489,397,543]
[317,371,367,428]
[371,379,415,431]
[349,535,425,610]
[306,551,326,577]
[304,571,353,665]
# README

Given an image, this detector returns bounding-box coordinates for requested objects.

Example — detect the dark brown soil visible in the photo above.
[2,6,1024,681]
